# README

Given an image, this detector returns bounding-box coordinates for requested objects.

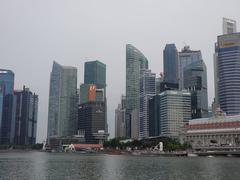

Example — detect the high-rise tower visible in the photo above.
[178,46,202,90]
[163,44,179,84]
[0,69,15,144]
[126,44,148,137]
[214,19,240,115]
[47,61,78,139]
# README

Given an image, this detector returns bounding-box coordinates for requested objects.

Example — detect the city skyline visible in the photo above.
[0,0,239,142]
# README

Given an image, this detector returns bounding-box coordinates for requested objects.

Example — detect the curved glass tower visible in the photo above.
[126,44,148,138]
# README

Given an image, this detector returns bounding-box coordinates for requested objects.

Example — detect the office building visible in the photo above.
[47,61,78,139]
[160,90,191,137]
[163,44,179,84]
[78,102,108,144]
[178,46,202,90]
[184,60,208,119]
[84,60,106,89]
[83,60,107,133]
[215,32,240,115]
[14,86,38,145]
[115,96,126,138]
[149,95,161,137]
[139,69,156,138]
[126,44,148,137]
[0,69,15,144]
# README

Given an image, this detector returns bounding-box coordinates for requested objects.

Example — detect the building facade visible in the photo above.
[160,90,191,137]
[78,102,108,144]
[215,32,240,115]
[149,95,161,137]
[178,46,202,90]
[223,17,237,35]
[163,44,179,84]
[84,60,106,89]
[83,60,107,133]
[139,69,156,138]
[126,44,148,138]
[47,61,78,139]
[181,115,240,149]
[115,96,126,138]
[14,86,38,145]
[0,69,15,144]
[184,60,208,119]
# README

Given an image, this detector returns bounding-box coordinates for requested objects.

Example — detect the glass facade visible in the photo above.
[84,60,106,89]
[47,61,78,138]
[216,33,240,115]
[184,60,208,119]
[139,69,156,138]
[163,44,178,84]
[178,46,202,90]
[83,60,107,133]
[126,44,148,137]
[0,69,15,144]
[14,86,38,145]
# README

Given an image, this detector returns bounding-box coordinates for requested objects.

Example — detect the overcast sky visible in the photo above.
[0,0,239,142]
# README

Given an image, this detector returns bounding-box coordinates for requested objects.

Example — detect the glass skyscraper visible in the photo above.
[215,33,240,115]
[178,46,202,90]
[163,44,179,84]
[126,44,148,137]
[139,69,156,138]
[14,86,38,145]
[84,60,106,89]
[0,69,15,144]
[83,60,107,133]
[184,60,208,119]
[47,61,78,138]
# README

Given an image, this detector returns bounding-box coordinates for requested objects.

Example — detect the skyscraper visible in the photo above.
[83,60,107,133]
[159,90,191,137]
[78,102,107,143]
[178,46,202,90]
[0,69,15,144]
[149,95,161,137]
[163,44,179,84]
[184,60,208,119]
[47,61,78,139]
[14,86,38,145]
[214,30,240,115]
[115,95,126,138]
[84,60,106,89]
[139,69,156,138]
[126,44,148,137]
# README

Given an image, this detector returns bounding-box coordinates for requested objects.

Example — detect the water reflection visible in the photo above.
[1,152,240,180]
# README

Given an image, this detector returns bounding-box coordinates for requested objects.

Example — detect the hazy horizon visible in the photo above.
[0,0,239,142]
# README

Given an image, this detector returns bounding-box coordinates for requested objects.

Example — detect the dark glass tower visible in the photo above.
[14,86,38,145]
[0,69,15,144]
[83,60,107,134]
[184,60,208,119]
[163,44,178,84]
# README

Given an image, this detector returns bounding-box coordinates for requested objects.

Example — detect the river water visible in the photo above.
[0,151,240,180]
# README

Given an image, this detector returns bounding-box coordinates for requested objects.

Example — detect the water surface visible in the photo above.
[0,151,239,180]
